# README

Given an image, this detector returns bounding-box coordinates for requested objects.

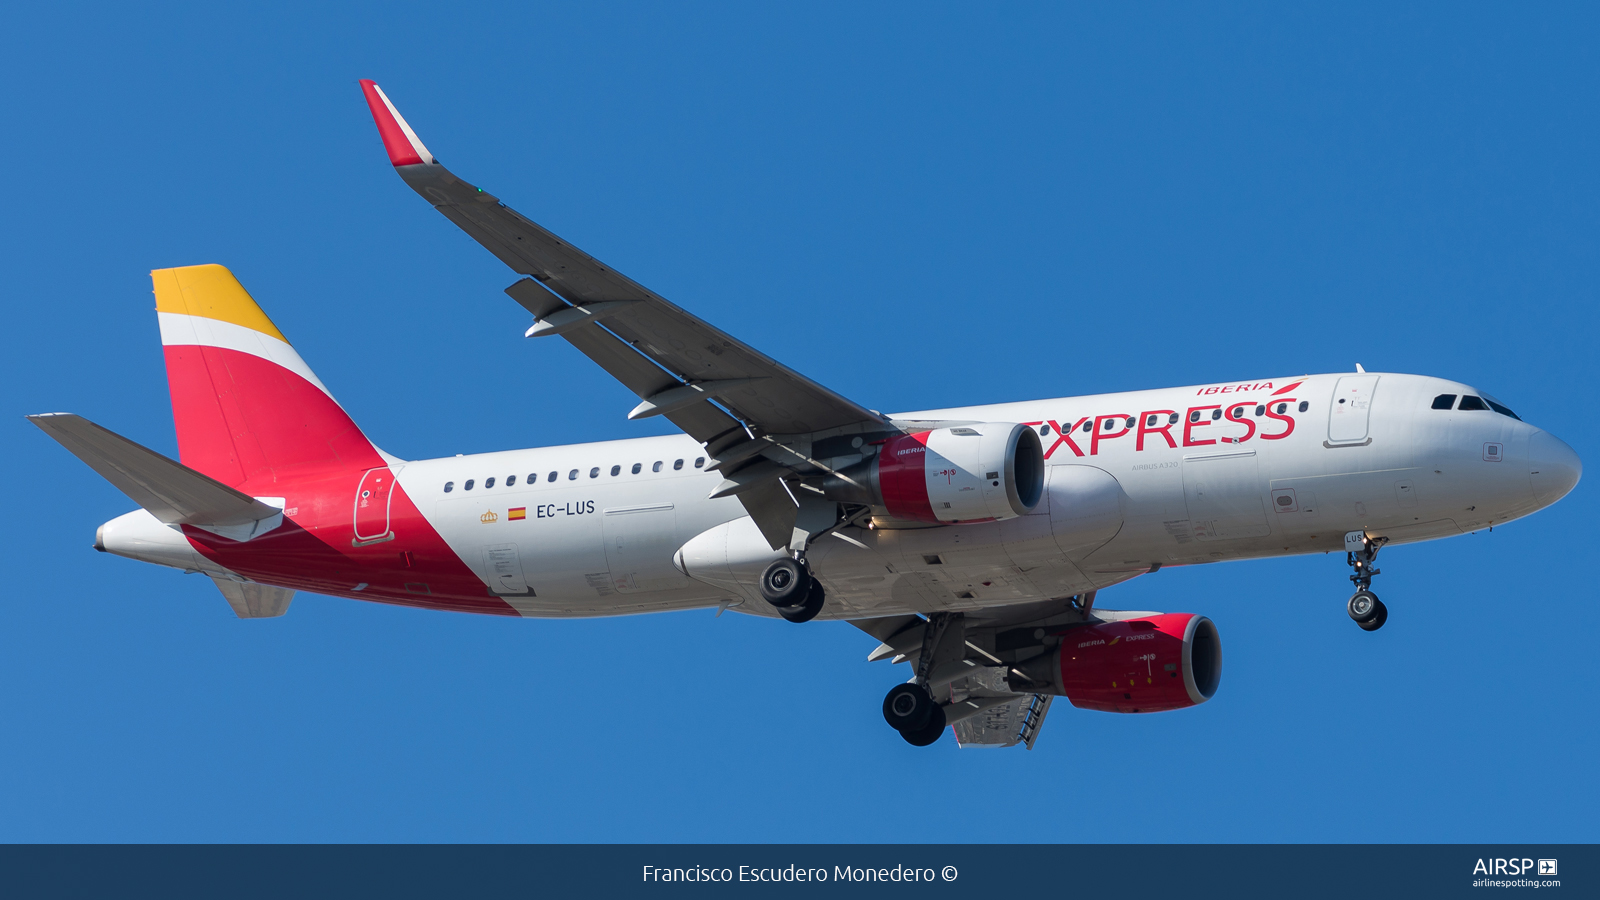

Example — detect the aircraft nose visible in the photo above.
[1530,430,1581,504]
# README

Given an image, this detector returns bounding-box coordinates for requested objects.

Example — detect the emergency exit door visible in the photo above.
[1328,375,1380,444]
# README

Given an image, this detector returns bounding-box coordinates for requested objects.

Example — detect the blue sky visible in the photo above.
[3,2,1596,841]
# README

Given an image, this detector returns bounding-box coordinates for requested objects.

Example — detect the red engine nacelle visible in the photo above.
[821,422,1045,523]
[1009,613,1222,713]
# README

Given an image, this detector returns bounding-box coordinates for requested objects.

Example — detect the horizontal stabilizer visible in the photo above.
[28,413,284,540]
[210,576,294,619]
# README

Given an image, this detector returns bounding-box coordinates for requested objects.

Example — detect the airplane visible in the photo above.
[30,80,1582,748]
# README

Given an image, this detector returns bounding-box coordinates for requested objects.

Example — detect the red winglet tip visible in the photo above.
[359,79,428,167]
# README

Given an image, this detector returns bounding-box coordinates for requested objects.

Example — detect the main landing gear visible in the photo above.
[883,683,946,746]
[759,556,825,623]
[881,611,959,746]
[1344,531,1390,632]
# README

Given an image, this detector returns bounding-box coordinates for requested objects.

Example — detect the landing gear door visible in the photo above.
[1328,375,1380,445]
[602,503,679,593]
[353,466,397,546]
[1183,451,1270,540]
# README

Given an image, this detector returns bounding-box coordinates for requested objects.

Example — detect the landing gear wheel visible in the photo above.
[759,558,809,608]
[882,683,936,733]
[1348,589,1380,623]
[900,705,947,746]
[777,578,825,623]
[1356,598,1388,632]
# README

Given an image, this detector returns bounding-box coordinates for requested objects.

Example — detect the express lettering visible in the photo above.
[1036,397,1299,459]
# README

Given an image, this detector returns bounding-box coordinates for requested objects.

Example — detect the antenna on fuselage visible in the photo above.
[1355,363,1366,373]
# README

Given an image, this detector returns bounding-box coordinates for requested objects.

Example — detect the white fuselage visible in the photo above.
[365,371,1576,620]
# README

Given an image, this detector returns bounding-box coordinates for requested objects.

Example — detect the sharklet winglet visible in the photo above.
[358,79,436,167]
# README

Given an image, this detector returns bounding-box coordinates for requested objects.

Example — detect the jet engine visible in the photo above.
[1007,613,1222,713]
[821,423,1044,523]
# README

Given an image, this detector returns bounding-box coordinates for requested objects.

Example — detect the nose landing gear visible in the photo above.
[1348,589,1387,631]
[1344,531,1390,631]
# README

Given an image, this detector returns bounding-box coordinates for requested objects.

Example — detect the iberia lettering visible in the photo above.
[1196,381,1274,396]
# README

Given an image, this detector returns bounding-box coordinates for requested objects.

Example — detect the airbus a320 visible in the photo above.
[31,81,1582,748]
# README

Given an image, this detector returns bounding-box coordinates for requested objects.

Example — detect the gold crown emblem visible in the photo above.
[480,509,499,523]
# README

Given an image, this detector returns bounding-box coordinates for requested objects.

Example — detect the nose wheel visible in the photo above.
[1347,589,1388,631]
[1344,532,1390,632]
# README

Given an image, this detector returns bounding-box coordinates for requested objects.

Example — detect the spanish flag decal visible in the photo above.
[508,507,526,520]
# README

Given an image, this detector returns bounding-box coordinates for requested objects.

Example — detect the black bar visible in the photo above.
[1,844,1590,899]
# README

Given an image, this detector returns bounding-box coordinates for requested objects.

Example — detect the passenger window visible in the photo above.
[652,461,663,473]
[1276,403,1287,414]
[1189,410,1201,423]
[444,481,454,493]
[528,474,537,484]
[1124,417,1135,428]
[1210,409,1221,421]
[1431,394,1457,410]
[547,472,557,483]
[1255,405,1265,416]
[694,457,705,468]
[632,463,642,475]
[1459,395,1488,411]
[674,459,684,470]
[465,479,475,490]
[610,465,621,476]
[1145,415,1157,427]
[1039,424,1050,435]
[506,475,516,487]
[485,477,495,489]
[1167,413,1179,425]
[590,467,600,478]
[1297,401,1308,412]
[567,469,578,481]
[1081,420,1092,433]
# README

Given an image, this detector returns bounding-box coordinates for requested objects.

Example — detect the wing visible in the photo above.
[357,80,883,443]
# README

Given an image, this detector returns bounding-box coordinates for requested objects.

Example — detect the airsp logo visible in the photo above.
[1472,858,1550,876]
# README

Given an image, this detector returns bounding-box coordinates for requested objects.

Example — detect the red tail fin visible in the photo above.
[153,265,385,489]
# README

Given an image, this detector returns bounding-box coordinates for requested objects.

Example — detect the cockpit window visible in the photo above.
[1458,395,1488,411]
[1431,394,1457,410]
[1483,394,1522,420]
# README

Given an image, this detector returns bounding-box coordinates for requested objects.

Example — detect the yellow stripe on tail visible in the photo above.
[152,264,287,343]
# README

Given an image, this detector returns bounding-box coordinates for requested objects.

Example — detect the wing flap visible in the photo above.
[944,666,1054,749]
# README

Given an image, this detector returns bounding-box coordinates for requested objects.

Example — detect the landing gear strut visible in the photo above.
[1344,531,1390,632]
[759,556,825,623]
